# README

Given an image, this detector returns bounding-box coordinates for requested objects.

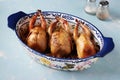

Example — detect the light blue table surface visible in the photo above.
[0,0,120,80]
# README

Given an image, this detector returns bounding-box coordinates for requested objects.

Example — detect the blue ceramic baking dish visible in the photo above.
[8,11,114,71]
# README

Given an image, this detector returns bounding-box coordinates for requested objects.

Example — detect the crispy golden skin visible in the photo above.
[73,19,97,58]
[48,17,72,58]
[27,10,47,52]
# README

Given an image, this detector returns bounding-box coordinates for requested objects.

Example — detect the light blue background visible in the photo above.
[0,0,120,80]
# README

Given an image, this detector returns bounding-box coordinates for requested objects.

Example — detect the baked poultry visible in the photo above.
[26,10,47,52]
[73,19,97,58]
[48,17,72,58]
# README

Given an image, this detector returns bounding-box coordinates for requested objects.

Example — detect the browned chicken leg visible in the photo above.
[73,19,97,58]
[48,17,72,58]
[27,10,47,52]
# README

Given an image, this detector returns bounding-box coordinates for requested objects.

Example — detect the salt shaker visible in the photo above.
[84,0,97,15]
[96,1,110,20]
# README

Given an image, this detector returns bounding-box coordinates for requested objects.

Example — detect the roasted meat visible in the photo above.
[27,10,47,52]
[48,17,72,58]
[73,19,97,58]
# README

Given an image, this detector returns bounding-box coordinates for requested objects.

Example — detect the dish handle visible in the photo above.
[95,37,114,57]
[7,11,27,30]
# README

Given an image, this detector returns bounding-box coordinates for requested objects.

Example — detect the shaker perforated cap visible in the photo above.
[99,1,109,6]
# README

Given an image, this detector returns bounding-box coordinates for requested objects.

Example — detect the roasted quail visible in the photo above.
[48,17,72,58]
[73,19,97,58]
[27,10,47,52]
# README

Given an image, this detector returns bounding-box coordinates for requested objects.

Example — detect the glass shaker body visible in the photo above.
[96,1,110,20]
[84,0,97,15]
